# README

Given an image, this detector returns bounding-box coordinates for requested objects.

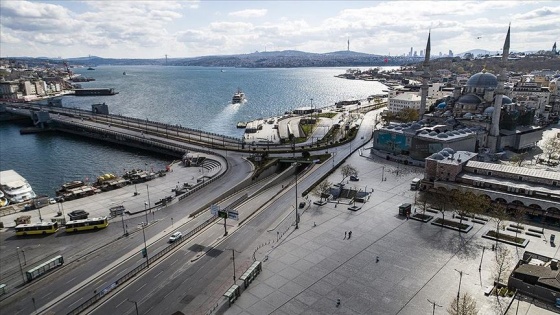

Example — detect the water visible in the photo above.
[1,66,391,196]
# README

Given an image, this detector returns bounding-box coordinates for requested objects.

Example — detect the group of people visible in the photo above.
[344,231,352,239]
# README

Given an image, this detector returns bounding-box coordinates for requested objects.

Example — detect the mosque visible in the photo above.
[371,26,545,162]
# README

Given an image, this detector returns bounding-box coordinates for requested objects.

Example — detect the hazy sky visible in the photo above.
[1,0,558,59]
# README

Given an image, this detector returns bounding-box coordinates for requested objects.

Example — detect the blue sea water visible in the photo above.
[1,66,391,196]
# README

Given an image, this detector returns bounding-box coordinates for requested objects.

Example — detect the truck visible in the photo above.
[411,178,421,190]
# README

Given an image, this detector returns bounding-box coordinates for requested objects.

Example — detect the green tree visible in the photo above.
[488,201,509,251]
[510,152,528,167]
[399,108,420,122]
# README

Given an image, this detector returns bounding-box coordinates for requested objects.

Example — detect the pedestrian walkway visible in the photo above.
[224,150,560,315]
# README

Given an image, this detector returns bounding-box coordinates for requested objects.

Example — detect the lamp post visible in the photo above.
[141,222,149,268]
[127,299,139,315]
[21,248,26,265]
[16,247,25,282]
[427,299,442,315]
[454,269,468,312]
[294,162,300,229]
[144,202,149,224]
[479,246,485,271]
[226,248,238,283]
[146,184,151,209]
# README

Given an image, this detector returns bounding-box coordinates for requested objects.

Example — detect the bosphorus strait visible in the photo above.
[1,66,389,196]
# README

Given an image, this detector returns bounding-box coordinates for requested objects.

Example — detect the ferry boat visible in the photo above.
[232,89,245,104]
[0,170,37,204]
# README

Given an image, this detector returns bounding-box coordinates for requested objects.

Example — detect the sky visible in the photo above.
[0,0,559,59]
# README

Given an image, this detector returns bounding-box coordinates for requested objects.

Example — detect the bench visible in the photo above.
[527,228,544,234]
[471,219,486,225]
[525,232,542,238]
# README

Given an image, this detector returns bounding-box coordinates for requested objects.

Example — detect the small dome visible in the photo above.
[410,123,422,130]
[463,113,473,118]
[458,94,482,105]
[420,130,429,134]
[483,107,495,115]
[494,95,513,105]
[440,150,450,157]
[443,110,452,116]
[431,153,445,160]
[466,72,498,89]
[437,133,449,138]
[429,131,438,136]
[443,148,455,154]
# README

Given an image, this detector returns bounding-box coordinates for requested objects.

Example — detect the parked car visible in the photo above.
[350,175,359,181]
[169,231,183,243]
[68,210,89,220]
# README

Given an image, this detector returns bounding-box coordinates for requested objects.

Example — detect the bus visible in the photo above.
[65,216,109,232]
[15,222,59,236]
[411,178,421,190]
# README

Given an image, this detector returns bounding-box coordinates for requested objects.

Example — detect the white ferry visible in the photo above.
[232,89,245,104]
[0,170,37,204]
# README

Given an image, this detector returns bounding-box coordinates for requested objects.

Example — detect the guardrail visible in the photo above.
[66,215,218,315]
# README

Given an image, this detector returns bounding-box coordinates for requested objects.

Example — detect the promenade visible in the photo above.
[224,149,560,315]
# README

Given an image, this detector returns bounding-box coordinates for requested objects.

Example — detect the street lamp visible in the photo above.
[226,248,239,283]
[16,247,25,282]
[294,163,300,229]
[454,269,468,312]
[127,299,139,315]
[144,202,149,224]
[21,248,26,265]
[141,222,149,268]
[146,184,151,209]
[427,299,442,315]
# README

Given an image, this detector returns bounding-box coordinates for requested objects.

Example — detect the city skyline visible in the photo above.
[0,0,558,59]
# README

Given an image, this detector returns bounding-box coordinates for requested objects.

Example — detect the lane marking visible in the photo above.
[65,276,77,284]
[136,283,147,292]
[116,298,127,308]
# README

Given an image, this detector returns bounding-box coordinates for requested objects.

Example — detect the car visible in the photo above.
[49,198,57,204]
[350,175,359,181]
[169,231,183,243]
[299,202,306,209]
[68,210,89,220]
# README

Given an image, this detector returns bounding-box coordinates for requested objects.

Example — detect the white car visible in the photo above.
[169,231,183,243]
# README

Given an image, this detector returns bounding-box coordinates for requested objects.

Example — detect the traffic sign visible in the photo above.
[228,210,239,220]
[211,204,220,216]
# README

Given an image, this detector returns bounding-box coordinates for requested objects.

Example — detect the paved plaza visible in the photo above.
[225,150,560,315]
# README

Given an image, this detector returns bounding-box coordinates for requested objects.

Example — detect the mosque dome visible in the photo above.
[494,95,513,105]
[483,106,495,116]
[431,153,445,160]
[458,94,482,105]
[466,72,498,89]
[443,148,455,154]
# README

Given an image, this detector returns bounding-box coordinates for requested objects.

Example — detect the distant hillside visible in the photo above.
[422,54,560,75]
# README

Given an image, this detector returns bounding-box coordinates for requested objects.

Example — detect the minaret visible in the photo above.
[347,37,350,51]
[419,31,431,118]
[553,42,557,55]
[489,25,510,151]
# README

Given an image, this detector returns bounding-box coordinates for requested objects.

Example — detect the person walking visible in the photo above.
[336,299,341,307]
[348,231,352,239]
[344,231,347,239]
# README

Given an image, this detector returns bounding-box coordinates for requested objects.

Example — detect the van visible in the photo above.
[169,231,183,243]
[410,178,421,190]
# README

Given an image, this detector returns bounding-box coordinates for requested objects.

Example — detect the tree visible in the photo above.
[510,152,528,167]
[450,191,484,228]
[488,201,509,251]
[415,190,439,216]
[447,292,478,315]
[340,165,358,184]
[541,136,560,161]
[313,180,332,202]
[399,108,419,122]
[431,189,453,223]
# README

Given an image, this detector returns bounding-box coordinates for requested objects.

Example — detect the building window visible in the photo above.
[554,181,558,186]
[487,171,492,176]
[474,169,478,174]
[518,176,523,181]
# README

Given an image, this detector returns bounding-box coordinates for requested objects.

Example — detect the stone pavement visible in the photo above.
[225,149,560,315]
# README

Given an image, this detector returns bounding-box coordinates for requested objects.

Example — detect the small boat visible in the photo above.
[87,67,95,70]
[123,72,126,75]
[236,122,247,128]
[232,89,245,104]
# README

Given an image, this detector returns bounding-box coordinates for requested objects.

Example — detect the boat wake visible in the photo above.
[206,102,242,134]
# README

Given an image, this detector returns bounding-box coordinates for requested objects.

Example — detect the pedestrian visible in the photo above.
[314,222,317,227]
[376,256,379,263]
[344,231,347,239]
[348,231,352,239]
[336,299,341,307]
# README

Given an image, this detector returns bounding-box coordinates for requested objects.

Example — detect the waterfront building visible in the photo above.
[387,92,421,113]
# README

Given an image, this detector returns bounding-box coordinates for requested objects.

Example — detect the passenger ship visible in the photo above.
[0,170,37,204]
[232,89,245,104]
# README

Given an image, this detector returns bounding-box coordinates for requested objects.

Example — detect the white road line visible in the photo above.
[155,269,163,278]
[65,276,77,284]
[67,296,84,308]
[163,289,174,299]
[136,283,147,292]
[116,298,127,308]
